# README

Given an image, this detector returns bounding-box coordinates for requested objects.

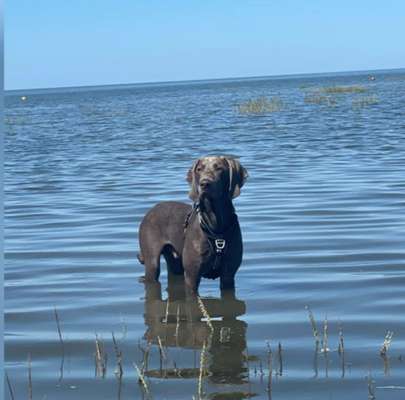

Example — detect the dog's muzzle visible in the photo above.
[199,179,213,192]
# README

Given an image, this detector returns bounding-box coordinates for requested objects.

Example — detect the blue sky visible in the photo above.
[6,0,405,90]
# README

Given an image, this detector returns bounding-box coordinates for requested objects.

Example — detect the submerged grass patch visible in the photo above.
[302,84,376,109]
[320,85,367,94]
[304,93,337,106]
[352,95,379,108]
[238,97,283,114]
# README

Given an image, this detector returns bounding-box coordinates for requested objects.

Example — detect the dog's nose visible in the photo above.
[200,179,212,189]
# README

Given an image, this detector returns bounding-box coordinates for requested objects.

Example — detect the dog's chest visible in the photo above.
[190,235,214,260]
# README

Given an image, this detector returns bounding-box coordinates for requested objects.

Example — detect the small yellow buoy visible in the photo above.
[21,96,27,101]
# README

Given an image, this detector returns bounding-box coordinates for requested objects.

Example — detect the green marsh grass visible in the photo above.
[238,96,283,114]
[320,85,367,94]
[303,84,373,108]
[352,95,379,108]
[304,93,337,106]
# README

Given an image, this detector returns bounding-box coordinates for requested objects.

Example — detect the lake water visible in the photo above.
[5,70,405,400]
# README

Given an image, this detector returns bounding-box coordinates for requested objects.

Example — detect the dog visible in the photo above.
[137,156,248,295]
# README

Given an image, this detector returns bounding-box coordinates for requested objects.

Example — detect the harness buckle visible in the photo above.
[215,239,226,252]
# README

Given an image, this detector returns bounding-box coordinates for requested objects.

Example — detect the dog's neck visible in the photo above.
[198,195,235,234]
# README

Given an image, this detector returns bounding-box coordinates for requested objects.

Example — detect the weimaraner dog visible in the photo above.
[138,156,248,295]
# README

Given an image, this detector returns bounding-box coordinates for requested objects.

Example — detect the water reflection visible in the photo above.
[142,275,248,387]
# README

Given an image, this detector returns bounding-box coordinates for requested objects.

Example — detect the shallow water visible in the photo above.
[5,70,405,399]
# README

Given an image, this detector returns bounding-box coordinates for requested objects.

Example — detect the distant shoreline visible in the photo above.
[5,67,405,96]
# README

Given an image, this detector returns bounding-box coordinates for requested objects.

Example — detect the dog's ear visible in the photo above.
[186,159,200,201]
[223,157,248,199]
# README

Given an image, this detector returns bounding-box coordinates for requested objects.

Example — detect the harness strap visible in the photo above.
[183,202,237,270]
[183,202,199,232]
[188,203,237,271]
[198,233,225,271]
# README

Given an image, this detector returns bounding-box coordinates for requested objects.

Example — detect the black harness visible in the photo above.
[183,202,238,271]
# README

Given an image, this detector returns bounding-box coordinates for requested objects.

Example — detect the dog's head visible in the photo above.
[186,156,248,201]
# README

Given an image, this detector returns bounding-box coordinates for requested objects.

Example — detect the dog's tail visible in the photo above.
[137,252,145,265]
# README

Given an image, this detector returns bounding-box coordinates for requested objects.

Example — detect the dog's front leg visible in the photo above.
[182,238,202,296]
[183,267,201,297]
[220,274,235,292]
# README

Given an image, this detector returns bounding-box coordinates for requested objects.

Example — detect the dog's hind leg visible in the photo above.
[138,219,164,282]
[138,248,161,283]
[162,245,184,275]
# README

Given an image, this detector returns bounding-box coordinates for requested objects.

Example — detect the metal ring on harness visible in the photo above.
[215,238,226,252]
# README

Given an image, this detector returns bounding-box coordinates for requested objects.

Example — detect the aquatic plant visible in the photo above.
[95,334,107,377]
[380,330,394,356]
[28,353,32,400]
[163,298,170,324]
[197,296,214,332]
[338,321,345,355]
[198,341,207,399]
[305,306,320,346]
[352,95,379,108]
[54,308,65,352]
[338,321,346,378]
[266,341,273,395]
[304,93,337,106]
[303,84,368,107]
[320,85,367,94]
[367,372,376,400]
[321,315,330,353]
[5,372,15,400]
[140,340,152,373]
[134,362,151,397]
[175,304,181,341]
[277,342,283,376]
[157,335,167,361]
[22,303,405,399]
[238,96,283,114]
[112,332,123,378]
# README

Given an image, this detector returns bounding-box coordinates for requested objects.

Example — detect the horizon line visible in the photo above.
[5,66,405,94]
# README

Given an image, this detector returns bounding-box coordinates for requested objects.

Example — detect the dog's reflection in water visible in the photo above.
[142,275,248,385]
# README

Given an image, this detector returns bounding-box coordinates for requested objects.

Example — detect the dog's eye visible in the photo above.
[196,166,202,172]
